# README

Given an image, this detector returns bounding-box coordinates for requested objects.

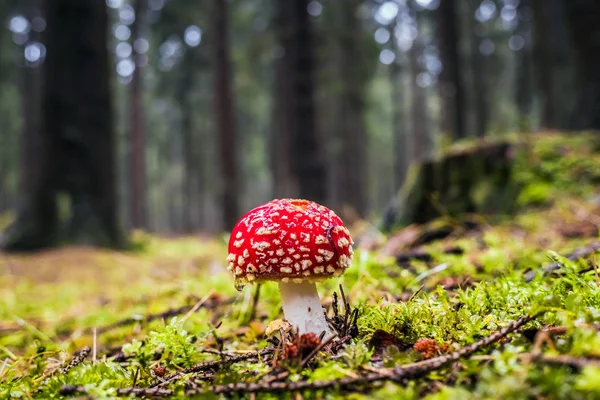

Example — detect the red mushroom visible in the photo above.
[226,199,354,336]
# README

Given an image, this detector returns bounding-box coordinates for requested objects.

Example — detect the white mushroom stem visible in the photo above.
[279,281,333,338]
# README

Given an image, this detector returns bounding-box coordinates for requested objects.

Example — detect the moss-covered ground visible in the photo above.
[1,133,600,399]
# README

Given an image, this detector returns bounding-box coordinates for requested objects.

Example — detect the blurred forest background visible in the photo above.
[0,0,598,250]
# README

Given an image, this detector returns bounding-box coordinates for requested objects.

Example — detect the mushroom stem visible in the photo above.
[278,281,332,337]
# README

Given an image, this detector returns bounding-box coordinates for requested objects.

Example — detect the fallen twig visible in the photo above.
[61,346,90,375]
[184,313,537,395]
[525,241,600,282]
[59,384,173,397]
[63,314,536,398]
[93,296,232,335]
[301,333,338,368]
[36,346,91,386]
[152,347,273,388]
[396,247,463,265]
[393,314,535,377]
[531,353,600,369]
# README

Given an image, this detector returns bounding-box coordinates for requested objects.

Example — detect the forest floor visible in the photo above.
[1,133,600,399]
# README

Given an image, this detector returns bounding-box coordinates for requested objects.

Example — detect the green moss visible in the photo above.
[2,134,600,398]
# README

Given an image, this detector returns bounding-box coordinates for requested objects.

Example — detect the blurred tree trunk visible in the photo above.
[391,54,407,189]
[273,0,326,204]
[291,0,325,204]
[0,2,16,213]
[19,0,42,199]
[409,22,429,161]
[2,0,122,250]
[128,0,147,230]
[467,0,488,138]
[335,0,368,216]
[436,0,465,141]
[213,0,238,229]
[563,0,600,130]
[532,0,556,129]
[532,0,574,130]
[272,1,296,198]
[515,0,534,132]
[179,53,195,233]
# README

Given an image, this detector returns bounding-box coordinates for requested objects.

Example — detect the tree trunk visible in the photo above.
[515,0,534,132]
[391,58,407,189]
[18,0,42,202]
[273,0,326,205]
[336,0,368,215]
[563,0,600,129]
[467,0,488,138]
[409,26,429,161]
[291,0,325,204]
[532,0,556,129]
[213,0,238,229]
[179,53,195,233]
[437,0,466,141]
[128,0,147,229]
[532,0,574,130]
[272,0,297,199]
[2,0,122,250]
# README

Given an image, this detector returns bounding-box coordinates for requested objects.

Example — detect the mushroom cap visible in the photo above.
[227,199,354,285]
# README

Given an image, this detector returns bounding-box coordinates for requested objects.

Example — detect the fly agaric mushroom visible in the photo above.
[227,199,353,336]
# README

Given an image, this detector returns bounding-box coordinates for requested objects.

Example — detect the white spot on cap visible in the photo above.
[237,256,245,266]
[339,254,349,267]
[256,227,274,235]
[301,260,313,270]
[243,249,250,258]
[318,249,334,261]
[235,231,242,239]
[337,237,350,248]
[233,239,245,248]
[280,267,293,274]
[282,257,293,265]
[315,235,327,244]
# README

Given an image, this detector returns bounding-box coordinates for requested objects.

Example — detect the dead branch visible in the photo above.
[531,353,600,369]
[61,346,90,375]
[59,384,173,397]
[396,246,463,265]
[525,241,600,282]
[393,314,535,377]
[92,296,233,335]
[183,313,537,395]
[151,347,273,388]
